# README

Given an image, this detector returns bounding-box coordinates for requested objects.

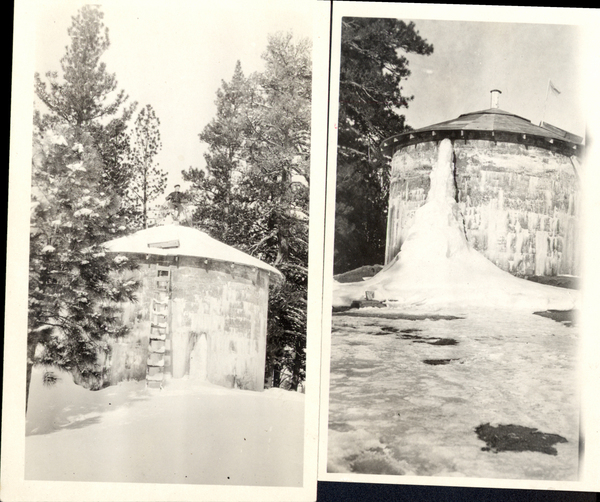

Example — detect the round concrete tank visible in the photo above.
[381,101,584,278]
[103,224,282,391]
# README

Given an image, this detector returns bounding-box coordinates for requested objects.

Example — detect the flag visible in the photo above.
[549,80,561,95]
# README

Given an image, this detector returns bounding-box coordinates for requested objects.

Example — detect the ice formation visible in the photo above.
[333,139,578,311]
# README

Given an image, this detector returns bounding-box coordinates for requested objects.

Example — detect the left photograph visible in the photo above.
[5,0,320,497]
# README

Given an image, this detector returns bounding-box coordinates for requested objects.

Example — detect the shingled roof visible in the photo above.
[381,107,584,158]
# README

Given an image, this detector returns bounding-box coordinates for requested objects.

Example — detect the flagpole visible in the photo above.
[540,79,550,126]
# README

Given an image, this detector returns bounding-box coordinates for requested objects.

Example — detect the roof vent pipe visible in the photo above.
[490,89,502,109]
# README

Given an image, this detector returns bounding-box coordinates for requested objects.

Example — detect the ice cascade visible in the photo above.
[333,139,577,311]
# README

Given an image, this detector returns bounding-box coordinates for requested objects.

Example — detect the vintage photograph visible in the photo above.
[320,3,599,487]
[3,0,323,500]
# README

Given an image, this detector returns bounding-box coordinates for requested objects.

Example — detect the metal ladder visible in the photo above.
[146,265,171,388]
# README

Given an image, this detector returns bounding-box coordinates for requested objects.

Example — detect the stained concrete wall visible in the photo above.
[386,140,580,277]
[111,255,270,391]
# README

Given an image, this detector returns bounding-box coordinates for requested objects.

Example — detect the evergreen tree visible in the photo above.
[126,104,166,228]
[28,125,138,408]
[34,5,131,127]
[184,61,258,245]
[335,18,433,273]
[244,32,311,390]
[28,5,138,408]
[183,32,311,390]
[34,4,137,209]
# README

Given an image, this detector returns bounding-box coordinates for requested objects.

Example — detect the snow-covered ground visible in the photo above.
[326,307,580,480]
[327,139,581,480]
[26,368,304,486]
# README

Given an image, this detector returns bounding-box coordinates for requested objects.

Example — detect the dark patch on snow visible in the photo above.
[475,423,568,455]
[367,326,399,336]
[526,275,579,290]
[423,359,457,365]
[350,300,387,309]
[397,333,458,346]
[345,447,405,475]
[329,422,355,432]
[533,309,577,327]
[400,328,422,334]
[334,311,463,321]
[428,338,458,346]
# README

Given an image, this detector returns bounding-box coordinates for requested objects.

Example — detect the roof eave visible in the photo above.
[381,128,584,158]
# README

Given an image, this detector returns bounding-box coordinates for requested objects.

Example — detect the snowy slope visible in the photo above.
[333,139,578,312]
[25,368,304,487]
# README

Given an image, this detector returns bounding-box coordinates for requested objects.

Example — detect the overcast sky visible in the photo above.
[33,0,314,191]
[30,2,589,193]
[395,19,585,139]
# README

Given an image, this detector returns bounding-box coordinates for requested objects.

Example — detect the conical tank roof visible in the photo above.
[103,224,283,279]
[382,107,584,157]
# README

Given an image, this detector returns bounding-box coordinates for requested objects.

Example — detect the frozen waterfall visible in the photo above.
[333,139,578,311]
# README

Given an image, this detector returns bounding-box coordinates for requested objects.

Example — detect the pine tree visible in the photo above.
[244,32,311,390]
[335,18,433,273]
[28,5,138,409]
[34,5,131,127]
[183,32,311,390]
[126,104,166,228]
[34,4,137,209]
[184,61,258,245]
[28,125,138,407]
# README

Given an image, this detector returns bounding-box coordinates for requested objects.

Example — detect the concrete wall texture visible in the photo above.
[112,257,270,391]
[386,140,580,277]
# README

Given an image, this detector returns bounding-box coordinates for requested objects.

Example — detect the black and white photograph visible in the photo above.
[2,0,327,500]
[319,1,600,491]
[5,1,600,501]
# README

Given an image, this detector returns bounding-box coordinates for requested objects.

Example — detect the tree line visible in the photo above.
[27,7,433,404]
[183,33,311,389]
[28,5,310,404]
[334,17,433,274]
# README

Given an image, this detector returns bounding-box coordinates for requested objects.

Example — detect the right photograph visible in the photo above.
[322,8,589,483]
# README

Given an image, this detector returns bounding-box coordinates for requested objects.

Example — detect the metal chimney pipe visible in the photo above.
[490,89,502,109]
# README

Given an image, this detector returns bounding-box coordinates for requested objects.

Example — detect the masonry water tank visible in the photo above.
[380,90,584,277]
[103,224,282,391]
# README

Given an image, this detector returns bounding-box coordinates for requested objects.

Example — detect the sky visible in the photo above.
[32,0,314,191]
[394,19,586,139]
[31,3,588,195]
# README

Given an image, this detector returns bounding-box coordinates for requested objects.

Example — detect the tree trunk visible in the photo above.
[26,341,37,414]
[272,366,281,388]
[290,340,304,392]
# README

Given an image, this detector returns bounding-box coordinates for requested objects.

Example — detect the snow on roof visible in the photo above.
[103,224,282,278]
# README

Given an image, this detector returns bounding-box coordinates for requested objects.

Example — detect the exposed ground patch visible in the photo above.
[533,309,577,327]
[397,333,458,346]
[475,423,568,455]
[333,311,463,321]
[423,359,458,366]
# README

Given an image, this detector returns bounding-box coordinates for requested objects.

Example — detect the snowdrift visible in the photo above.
[333,139,578,312]
[25,369,304,486]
